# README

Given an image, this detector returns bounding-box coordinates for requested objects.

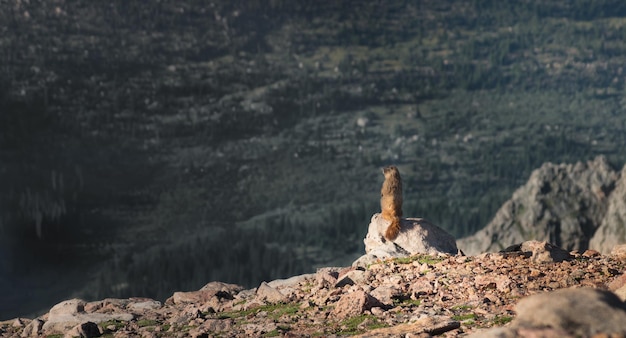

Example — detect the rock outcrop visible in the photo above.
[458,156,619,255]
[590,165,626,253]
[353,213,459,267]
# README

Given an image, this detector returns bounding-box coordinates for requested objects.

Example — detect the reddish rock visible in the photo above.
[255,281,287,304]
[521,240,572,263]
[583,249,602,257]
[610,244,626,259]
[332,290,382,319]
[166,282,242,306]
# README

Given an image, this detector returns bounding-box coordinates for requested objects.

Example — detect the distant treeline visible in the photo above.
[92,202,372,298]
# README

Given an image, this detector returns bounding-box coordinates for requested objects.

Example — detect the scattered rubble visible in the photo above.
[2,239,626,337]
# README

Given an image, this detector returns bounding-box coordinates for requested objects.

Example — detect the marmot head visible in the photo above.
[382,165,401,179]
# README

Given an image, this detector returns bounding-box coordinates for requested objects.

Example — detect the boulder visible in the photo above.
[519,240,572,263]
[42,298,134,334]
[332,290,382,319]
[353,214,458,267]
[472,288,626,337]
[369,285,401,307]
[166,281,243,306]
[255,281,287,304]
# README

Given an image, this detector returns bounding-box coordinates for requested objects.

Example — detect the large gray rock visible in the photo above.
[459,156,618,255]
[353,213,458,267]
[472,288,626,337]
[590,165,626,254]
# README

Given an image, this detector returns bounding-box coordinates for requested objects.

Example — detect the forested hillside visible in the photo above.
[3,0,626,319]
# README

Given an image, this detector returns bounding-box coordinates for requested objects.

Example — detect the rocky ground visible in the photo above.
[3,240,626,337]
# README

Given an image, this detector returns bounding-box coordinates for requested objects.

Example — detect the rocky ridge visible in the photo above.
[3,215,626,337]
[590,164,626,253]
[458,156,624,255]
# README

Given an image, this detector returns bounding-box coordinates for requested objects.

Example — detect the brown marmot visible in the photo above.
[380,165,403,240]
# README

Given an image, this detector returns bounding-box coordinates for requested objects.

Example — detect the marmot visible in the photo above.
[380,165,403,241]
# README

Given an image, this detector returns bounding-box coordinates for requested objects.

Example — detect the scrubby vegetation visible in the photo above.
[3,0,626,319]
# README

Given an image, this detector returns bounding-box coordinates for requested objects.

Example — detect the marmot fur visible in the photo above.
[380,165,403,241]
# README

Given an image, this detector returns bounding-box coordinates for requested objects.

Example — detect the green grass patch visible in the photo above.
[493,315,513,325]
[181,325,197,332]
[218,302,300,321]
[452,313,476,321]
[390,254,445,265]
[462,319,476,326]
[302,282,314,293]
[451,305,474,311]
[137,319,158,327]
[337,314,388,335]
[393,298,421,307]
[264,329,280,337]
[99,319,126,330]
[45,335,64,338]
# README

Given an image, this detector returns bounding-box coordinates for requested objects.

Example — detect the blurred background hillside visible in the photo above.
[3,0,626,319]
